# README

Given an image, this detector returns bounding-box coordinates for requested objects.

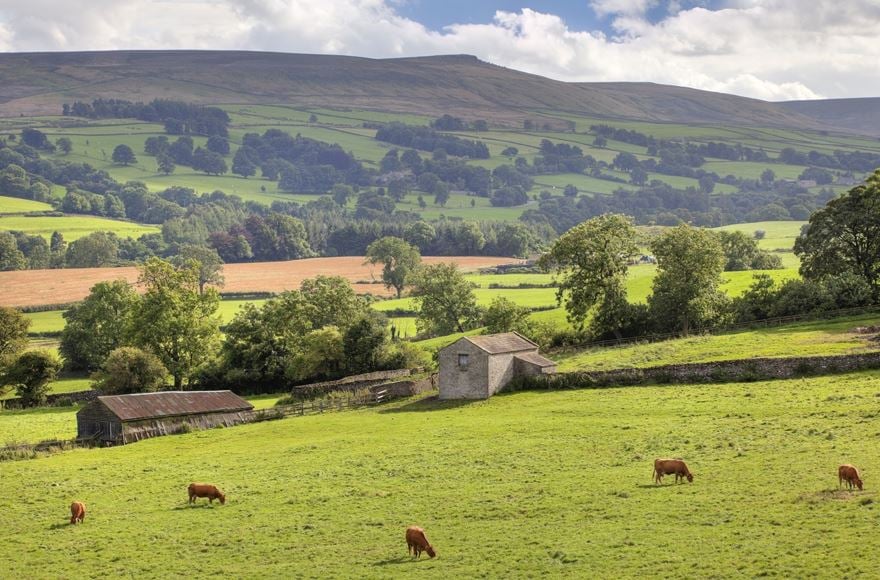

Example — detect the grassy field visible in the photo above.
[556,313,880,371]
[3,372,880,576]
[0,214,160,241]
[0,195,54,214]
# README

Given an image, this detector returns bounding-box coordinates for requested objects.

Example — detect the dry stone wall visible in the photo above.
[510,352,880,391]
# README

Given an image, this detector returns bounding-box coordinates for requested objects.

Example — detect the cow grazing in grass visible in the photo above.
[653,458,694,484]
[188,483,226,505]
[70,501,86,525]
[406,526,436,559]
[839,464,863,491]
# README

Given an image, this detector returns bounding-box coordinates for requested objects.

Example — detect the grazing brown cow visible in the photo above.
[188,483,226,505]
[70,501,86,525]
[406,526,436,559]
[839,464,863,491]
[653,458,694,484]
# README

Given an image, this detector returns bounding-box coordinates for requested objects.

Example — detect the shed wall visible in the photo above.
[76,401,122,441]
[439,340,489,399]
[121,410,254,444]
[487,352,519,396]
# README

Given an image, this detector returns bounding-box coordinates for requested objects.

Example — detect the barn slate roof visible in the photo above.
[462,332,538,354]
[96,391,253,422]
[514,351,557,368]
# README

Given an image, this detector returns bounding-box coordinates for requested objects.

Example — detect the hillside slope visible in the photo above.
[781,97,880,136]
[0,50,832,131]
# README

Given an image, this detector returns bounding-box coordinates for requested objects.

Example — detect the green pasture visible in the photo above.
[395,192,530,221]
[4,372,880,576]
[713,220,805,251]
[23,310,66,334]
[0,195,54,214]
[0,214,159,241]
[557,313,880,371]
[702,160,805,181]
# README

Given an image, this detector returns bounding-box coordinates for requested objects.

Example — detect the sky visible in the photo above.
[1,0,879,101]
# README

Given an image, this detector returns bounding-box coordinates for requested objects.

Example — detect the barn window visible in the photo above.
[458,354,469,369]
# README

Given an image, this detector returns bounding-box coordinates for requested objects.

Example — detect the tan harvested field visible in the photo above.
[0,256,515,307]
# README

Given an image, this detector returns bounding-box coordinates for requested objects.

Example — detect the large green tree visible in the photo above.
[794,170,880,298]
[173,244,225,294]
[217,276,371,387]
[365,237,421,298]
[112,144,137,165]
[539,214,637,335]
[648,225,727,335]
[0,306,30,362]
[65,232,119,268]
[410,263,480,334]
[60,280,139,371]
[0,307,30,395]
[0,231,26,271]
[131,258,221,389]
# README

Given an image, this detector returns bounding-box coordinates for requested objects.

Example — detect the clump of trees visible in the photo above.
[0,307,63,407]
[532,170,880,345]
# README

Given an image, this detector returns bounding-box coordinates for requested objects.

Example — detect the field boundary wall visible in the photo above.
[509,352,880,391]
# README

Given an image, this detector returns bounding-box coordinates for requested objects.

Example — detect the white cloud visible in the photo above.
[590,0,657,18]
[0,0,879,100]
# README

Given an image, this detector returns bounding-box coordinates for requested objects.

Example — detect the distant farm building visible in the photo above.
[76,391,253,445]
[438,332,556,400]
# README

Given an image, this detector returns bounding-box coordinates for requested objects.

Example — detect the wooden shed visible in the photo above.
[76,391,254,445]
[438,332,557,400]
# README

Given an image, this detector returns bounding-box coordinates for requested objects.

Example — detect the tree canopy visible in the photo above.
[540,214,637,335]
[648,225,727,335]
[795,169,880,298]
[409,263,480,334]
[365,237,421,298]
[130,258,221,389]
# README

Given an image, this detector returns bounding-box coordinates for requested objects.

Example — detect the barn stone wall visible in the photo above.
[439,339,490,399]
[487,353,518,396]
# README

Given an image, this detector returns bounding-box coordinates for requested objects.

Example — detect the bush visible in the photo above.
[3,350,62,407]
[90,347,168,394]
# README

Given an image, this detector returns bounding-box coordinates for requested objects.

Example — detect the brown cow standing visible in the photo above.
[70,501,86,525]
[653,458,694,484]
[188,483,226,505]
[839,464,863,491]
[406,526,436,559]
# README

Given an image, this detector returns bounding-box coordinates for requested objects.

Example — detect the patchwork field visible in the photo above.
[0,214,160,241]
[0,195,54,214]
[0,256,513,308]
[3,373,880,577]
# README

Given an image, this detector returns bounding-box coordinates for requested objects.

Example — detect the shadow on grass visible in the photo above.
[48,522,71,530]
[171,503,216,510]
[378,395,479,414]
[634,483,690,489]
[373,556,422,566]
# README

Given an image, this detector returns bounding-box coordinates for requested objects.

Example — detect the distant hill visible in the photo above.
[781,98,880,137]
[0,50,874,134]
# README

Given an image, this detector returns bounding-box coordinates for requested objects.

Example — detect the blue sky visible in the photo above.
[397,1,726,33]
[0,1,878,100]
[398,1,605,31]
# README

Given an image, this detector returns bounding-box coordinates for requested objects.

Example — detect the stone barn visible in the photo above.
[438,332,556,400]
[76,391,254,445]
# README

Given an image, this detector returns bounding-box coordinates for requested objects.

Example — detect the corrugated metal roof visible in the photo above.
[463,332,538,354]
[514,351,557,368]
[97,391,253,422]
